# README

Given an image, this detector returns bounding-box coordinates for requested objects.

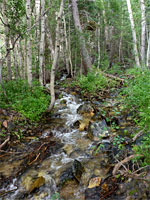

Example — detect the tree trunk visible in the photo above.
[11,38,19,79]
[71,0,92,74]
[17,40,24,79]
[26,0,32,86]
[126,0,141,67]
[140,0,146,65]
[146,31,150,68]
[63,11,70,75]
[2,0,12,80]
[39,0,45,86]
[48,0,65,111]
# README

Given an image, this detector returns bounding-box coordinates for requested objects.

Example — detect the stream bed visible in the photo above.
[0,89,150,200]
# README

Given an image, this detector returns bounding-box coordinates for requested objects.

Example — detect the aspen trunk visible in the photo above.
[48,0,65,111]
[17,40,24,79]
[140,0,146,65]
[26,0,32,86]
[126,0,141,67]
[146,32,150,68]
[46,22,55,60]
[11,38,19,78]
[2,0,12,80]
[71,0,92,74]
[63,11,70,75]
[39,0,46,85]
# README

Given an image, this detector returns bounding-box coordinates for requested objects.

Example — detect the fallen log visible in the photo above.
[102,72,124,83]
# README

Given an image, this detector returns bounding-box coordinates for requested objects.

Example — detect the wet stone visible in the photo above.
[59,159,85,186]
[77,104,94,115]
[72,159,85,182]
[88,119,111,140]
[85,187,101,200]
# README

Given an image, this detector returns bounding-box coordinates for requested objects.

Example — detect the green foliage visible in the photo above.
[123,67,150,166]
[51,192,63,200]
[133,133,150,166]
[123,67,150,128]
[113,135,125,149]
[5,0,26,37]
[77,69,110,93]
[0,80,50,121]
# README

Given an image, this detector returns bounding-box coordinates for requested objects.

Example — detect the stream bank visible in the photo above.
[0,82,150,200]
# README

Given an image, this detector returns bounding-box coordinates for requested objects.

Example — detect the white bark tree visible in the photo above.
[126,0,141,67]
[140,0,146,65]
[146,32,150,68]
[39,0,46,85]
[26,0,32,86]
[11,37,19,78]
[48,0,65,111]
[2,0,12,80]
[17,40,24,79]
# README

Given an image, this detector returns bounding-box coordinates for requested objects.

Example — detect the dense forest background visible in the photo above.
[0,0,150,86]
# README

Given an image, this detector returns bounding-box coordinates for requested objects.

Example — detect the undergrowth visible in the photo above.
[123,67,150,166]
[75,68,116,93]
[0,80,50,121]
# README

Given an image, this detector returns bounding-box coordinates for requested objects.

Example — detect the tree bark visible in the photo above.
[63,11,70,75]
[140,0,146,65]
[71,0,92,74]
[17,40,24,79]
[11,37,19,79]
[2,0,12,80]
[126,0,141,67]
[26,0,32,86]
[39,0,45,86]
[146,31,150,68]
[48,0,65,111]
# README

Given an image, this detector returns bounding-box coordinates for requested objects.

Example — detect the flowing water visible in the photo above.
[0,91,127,200]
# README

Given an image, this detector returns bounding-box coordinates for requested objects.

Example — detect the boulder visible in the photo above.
[88,119,111,141]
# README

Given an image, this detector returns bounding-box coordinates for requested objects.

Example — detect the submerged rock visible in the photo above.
[77,104,94,115]
[60,159,85,186]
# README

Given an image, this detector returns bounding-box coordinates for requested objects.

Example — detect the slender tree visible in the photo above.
[26,0,32,85]
[140,0,146,65]
[48,0,65,111]
[126,0,141,67]
[71,0,92,74]
[2,0,12,80]
[39,0,46,85]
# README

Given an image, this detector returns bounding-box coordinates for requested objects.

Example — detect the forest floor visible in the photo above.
[0,78,150,199]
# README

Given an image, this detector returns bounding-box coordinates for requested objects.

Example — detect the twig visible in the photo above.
[112,155,135,175]
[0,136,10,150]
[132,130,144,142]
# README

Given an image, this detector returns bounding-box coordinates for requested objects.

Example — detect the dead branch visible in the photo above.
[132,130,144,142]
[0,136,10,150]
[102,72,124,82]
[112,155,135,175]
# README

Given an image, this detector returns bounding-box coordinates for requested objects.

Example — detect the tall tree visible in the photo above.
[2,0,12,80]
[48,0,65,111]
[71,0,92,74]
[140,0,146,65]
[126,0,141,67]
[26,0,32,86]
[39,0,46,85]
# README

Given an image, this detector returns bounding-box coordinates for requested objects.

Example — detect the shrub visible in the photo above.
[0,80,50,121]
[77,69,110,93]
[123,67,150,166]
[123,67,150,128]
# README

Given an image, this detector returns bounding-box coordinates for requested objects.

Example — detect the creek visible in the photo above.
[0,89,148,200]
